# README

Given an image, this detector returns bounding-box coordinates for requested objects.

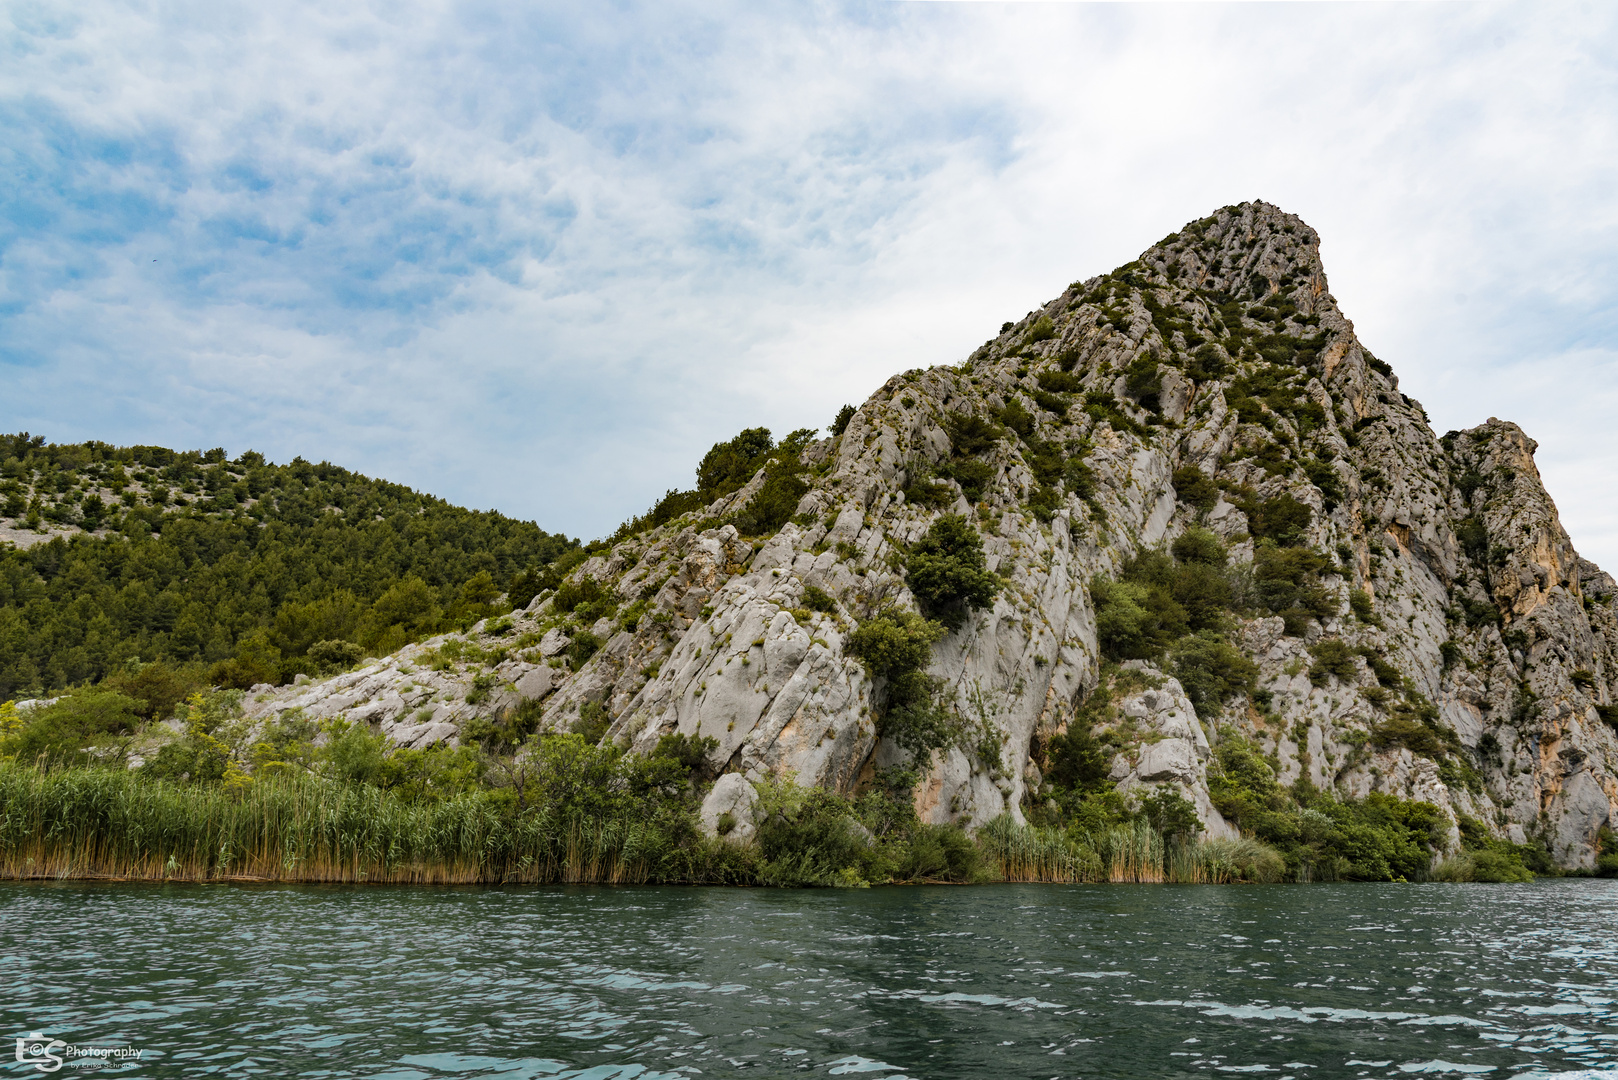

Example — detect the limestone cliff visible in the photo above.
[246,201,1618,868]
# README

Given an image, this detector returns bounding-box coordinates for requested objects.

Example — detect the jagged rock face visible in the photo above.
[1102,662,1237,842]
[247,200,1617,868]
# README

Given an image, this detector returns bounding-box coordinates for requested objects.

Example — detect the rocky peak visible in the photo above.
[1139,200,1329,303]
[246,201,1618,871]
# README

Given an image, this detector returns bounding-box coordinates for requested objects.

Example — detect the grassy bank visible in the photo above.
[0,760,734,885]
[0,687,1563,887]
[0,759,1300,887]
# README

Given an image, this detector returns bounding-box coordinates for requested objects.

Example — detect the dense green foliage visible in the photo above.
[610,425,823,543]
[0,436,574,698]
[1208,734,1452,881]
[830,405,857,437]
[1089,531,1257,715]
[846,608,955,760]
[903,514,1000,631]
[0,686,994,886]
[730,428,819,537]
[935,412,1003,502]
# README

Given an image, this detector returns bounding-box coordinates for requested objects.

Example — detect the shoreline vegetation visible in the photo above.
[0,757,1283,887]
[0,687,1586,888]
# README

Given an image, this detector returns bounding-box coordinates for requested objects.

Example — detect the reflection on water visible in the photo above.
[4,879,1618,1078]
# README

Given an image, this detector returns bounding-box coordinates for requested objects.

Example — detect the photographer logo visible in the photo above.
[13,1036,61,1074]
[13,1033,143,1073]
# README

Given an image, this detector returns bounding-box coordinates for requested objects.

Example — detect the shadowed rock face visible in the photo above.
[247,200,1618,868]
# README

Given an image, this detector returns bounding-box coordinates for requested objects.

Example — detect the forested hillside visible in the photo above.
[0,434,575,699]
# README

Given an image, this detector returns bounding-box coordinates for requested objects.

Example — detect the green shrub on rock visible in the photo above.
[995,400,1035,440]
[0,690,145,767]
[567,632,602,667]
[937,459,994,503]
[1171,632,1257,714]
[846,608,944,680]
[800,584,838,614]
[1209,736,1448,881]
[1307,640,1356,686]
[903,515,1001,631]
[945,411,1003,457]
[1168,528,1223,567]
[309,639,366,673]
[732,428,818,538]
[845,609,959,762]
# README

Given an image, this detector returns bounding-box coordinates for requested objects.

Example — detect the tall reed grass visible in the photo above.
[0,762,1289,887]
[0,762,693,884]
[978,815,1285,884]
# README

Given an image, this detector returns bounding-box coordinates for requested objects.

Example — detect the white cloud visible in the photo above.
[2,0,1617,564]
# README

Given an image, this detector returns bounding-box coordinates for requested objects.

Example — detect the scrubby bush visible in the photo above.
[1457,516,1489,566]
[846,608,964,762]
[731,428,819,537]
[1307,640,1356,686]
[1029,390,1069,416]
[1171,527,1226,566]
[572,701,611,743]
[754,783,884,887]
[1025,316,1055,344]
[1065,457,1096,501]
[1091,532,1246,665]
[1028,484,1062,522]
[1138,787,1201,842]
[1044,717,1116,794]
[801,584,838,614]
[846,608,945,681]
[1172,467,1218,512]
[552,576,606,616]
[903,515,1000,631]
[995,401,1035,440]
[1124,354,1162,412]
[567,632,602,667]
[1036,370,1082,394]
[696,427,774,500]
[309,639,365,674]
[1187,343,1227,381]
[1209,736,1447,881]
[0,690,145,767]
[945,412,1003,457]
[1092,576,1175,660]
[1171,632,1258,714]
[1253,543,1334,634]
[896,823,989,883]
[1083,393,1151,439]
[903,471,957,509]
[102,660,203,721]
[937,459,994,503]
[1243,493,1313,546]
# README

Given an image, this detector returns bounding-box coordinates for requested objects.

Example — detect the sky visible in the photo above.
[3,0,1617,565]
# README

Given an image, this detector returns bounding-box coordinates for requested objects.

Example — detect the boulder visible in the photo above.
[700,774,759,842]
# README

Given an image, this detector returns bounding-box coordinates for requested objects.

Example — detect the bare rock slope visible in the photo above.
[248,201,1618,868]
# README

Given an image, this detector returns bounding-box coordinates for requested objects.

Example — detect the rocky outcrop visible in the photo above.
[245,201,1617,869]
[1098,665,1237,840]
[699,774,760,842]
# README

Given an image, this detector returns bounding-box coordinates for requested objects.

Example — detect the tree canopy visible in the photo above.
[0,435,574,697]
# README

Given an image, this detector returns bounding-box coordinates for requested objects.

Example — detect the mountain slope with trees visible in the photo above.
[0,438,574,698]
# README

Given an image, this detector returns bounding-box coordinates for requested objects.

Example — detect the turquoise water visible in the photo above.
[4,880,1618,1078]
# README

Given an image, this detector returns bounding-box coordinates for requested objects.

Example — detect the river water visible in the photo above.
[4,879,1618,1079]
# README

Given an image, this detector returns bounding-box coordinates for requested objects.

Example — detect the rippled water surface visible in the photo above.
[5,880,1618,1078]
